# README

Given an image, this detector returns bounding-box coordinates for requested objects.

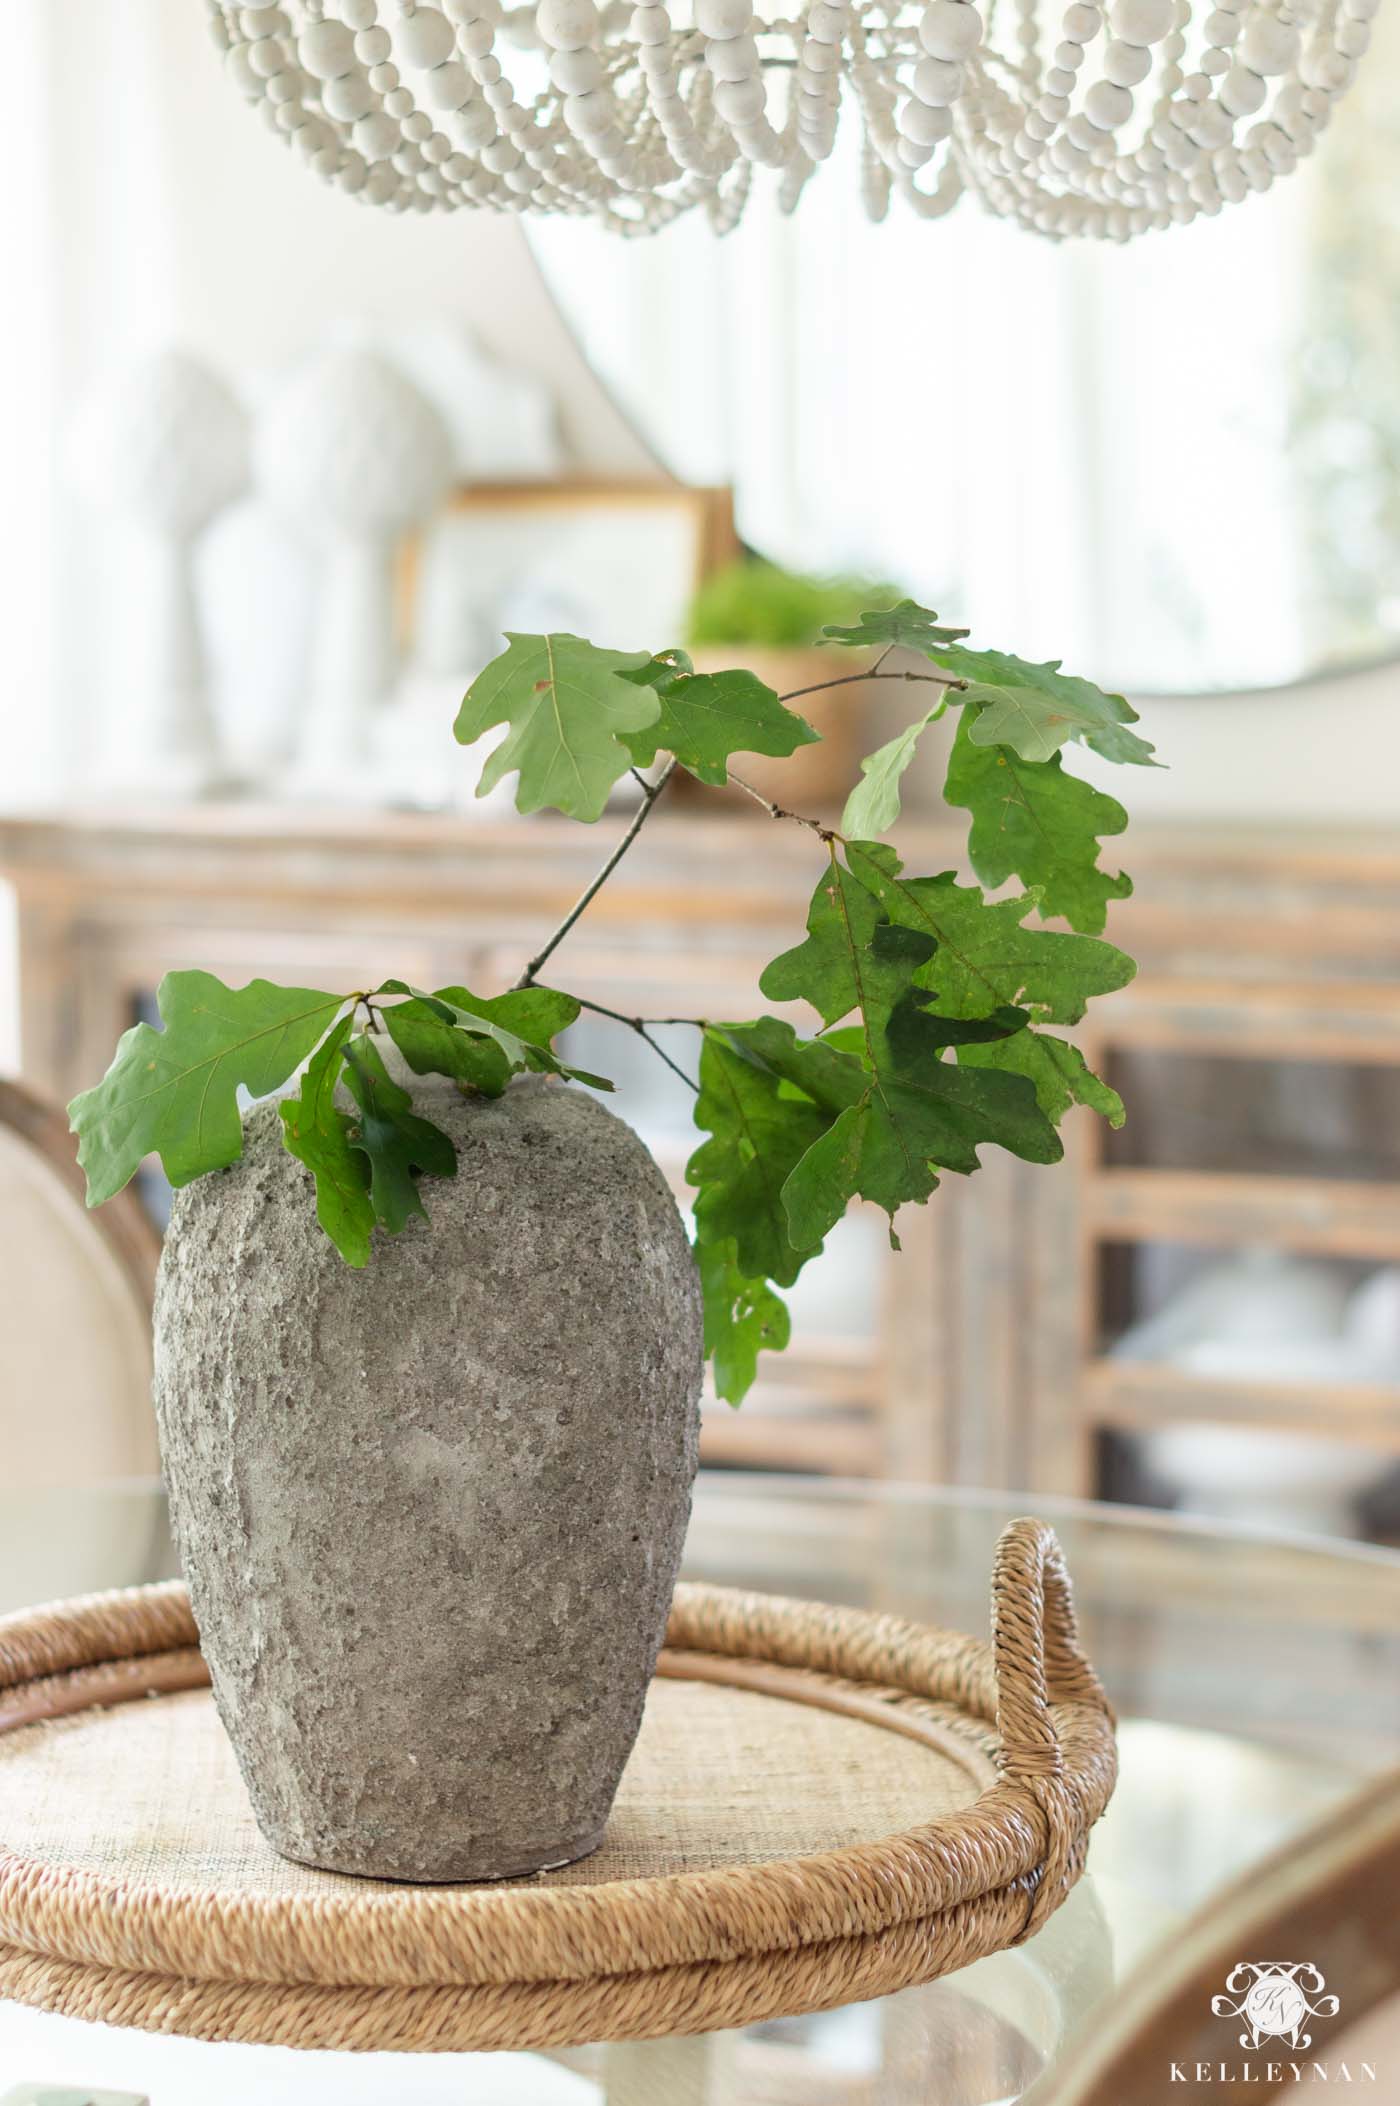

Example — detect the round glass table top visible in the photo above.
[1,1474,1397,2105]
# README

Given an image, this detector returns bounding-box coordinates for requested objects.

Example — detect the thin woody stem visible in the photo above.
[514,759,678,991]
[778,666,967,707]
[569,994,703,1094]
[726,769,838,842]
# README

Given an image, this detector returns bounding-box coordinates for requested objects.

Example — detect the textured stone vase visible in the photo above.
[153,1076,703,1882]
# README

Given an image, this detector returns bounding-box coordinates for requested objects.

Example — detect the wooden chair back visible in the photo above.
[0,1077,160,1488]
[1041,1771,1400,2104]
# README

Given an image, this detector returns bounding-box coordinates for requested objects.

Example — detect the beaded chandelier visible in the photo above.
[209,0,1376,237]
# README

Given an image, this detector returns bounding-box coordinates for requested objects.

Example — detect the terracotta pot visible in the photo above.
[686,645,876,818]
[153,1076,703,1882]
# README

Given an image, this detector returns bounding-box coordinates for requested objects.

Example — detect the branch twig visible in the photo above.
[514,760,678,991]
[726,769,837,842]
[570,994,703,1094]
[778,666,968,707]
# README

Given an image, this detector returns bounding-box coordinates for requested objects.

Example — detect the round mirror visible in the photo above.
[530,20,1400,697]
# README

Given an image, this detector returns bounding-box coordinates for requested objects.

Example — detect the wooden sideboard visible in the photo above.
[4,803,1400,1496]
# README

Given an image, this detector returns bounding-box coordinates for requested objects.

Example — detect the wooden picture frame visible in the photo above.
[399,480,739,678]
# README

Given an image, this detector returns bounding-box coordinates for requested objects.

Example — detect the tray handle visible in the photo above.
[990,1517,1111,1787]
[990,1518,1114,1938]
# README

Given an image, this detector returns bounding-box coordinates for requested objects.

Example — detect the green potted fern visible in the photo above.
[69,599,1153,1883]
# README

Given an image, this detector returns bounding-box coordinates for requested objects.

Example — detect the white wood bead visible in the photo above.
[248,34,290,75]
[1219,60,1264,112]
[340,0,379,26]
[298,18,356,72]
[914,55,964,101]
[1085,77,1132,125]
[807,3,846,38]
[368,59,399,86]
[450,99,498,144]
[396,6,457,65]
[550,45,603,88]
[1335,17,1370,55]
[1108,0,1172,41]
[1186,96,1230,144]
[536,0,600,45]
[1302,46,1354,92]
[322,68,375,116]
[1237,12,1298,74]
[695,0,751,36]
[458,19,495,53]
[1103,36,1151,80]
[354,108,402,155]
[900,96,953,140]
[425,57,471,102]
[565,87,617,131]
[713,72,766,117]
[1213,150,1248,197]
[919,0,984,61]
[1061,3,1103,42]
[1049,130,1086,166]
[241,6,288,36]
[708,31,759,76]
[1249,116,1294,166]
[353,27,392,62]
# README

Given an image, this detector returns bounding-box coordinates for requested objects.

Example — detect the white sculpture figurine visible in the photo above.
[76,350,249,797]
[256,346,453,797]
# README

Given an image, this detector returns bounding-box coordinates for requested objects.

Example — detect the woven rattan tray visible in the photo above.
[0,1518,1115,2054]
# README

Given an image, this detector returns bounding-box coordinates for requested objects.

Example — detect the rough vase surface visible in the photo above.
[153,1075,703,1882]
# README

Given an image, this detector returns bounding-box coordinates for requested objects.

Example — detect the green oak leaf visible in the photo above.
[342,1035,457,1235]
[688,1027,834,1289]
[377,981,611,1092]
[943,715,1132,936]
[821,600,971,653]
[932,645,1158,767]
[69,971,344,1206]
[759,855,1058,1241]
[697,1237,792,1408]
[957,1028,1126,1129]
[279,1015,375,1266]
[841,703,949,839]
[382,1000,512,1096]
[454,632,660,821]
[842,840,1135,1027]
[440,985,582,1046]
[622,662,819,786]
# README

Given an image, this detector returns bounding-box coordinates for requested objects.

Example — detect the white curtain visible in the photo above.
[532,125,1316,694]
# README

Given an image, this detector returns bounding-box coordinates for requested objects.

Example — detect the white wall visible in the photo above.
[1078,661,1400,826]
[3,0,656,811]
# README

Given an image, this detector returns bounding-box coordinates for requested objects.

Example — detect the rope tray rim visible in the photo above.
[0,1518,1117,2051]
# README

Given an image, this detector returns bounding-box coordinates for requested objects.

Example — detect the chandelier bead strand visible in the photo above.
[206,0,1383,232]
